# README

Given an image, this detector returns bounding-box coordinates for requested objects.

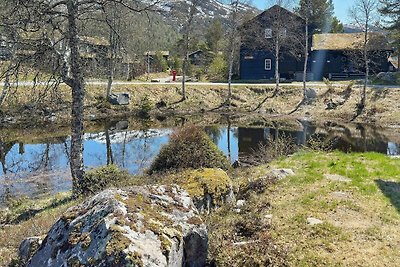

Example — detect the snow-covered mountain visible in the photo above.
[160,0,256,20]
[146,0,258,31]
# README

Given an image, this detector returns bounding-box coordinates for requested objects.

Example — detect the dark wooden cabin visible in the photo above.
[240,5,306,81]
[188,50,204,66]
[310,33,393,80]
[239,5,393,81]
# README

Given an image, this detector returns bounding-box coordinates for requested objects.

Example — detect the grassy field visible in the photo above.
[1,151,399,266]
[211,151,400,266]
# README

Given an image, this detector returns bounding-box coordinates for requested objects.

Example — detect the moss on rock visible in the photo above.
[163,168,235,212]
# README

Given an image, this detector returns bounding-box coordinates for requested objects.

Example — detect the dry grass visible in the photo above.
[228,151,400,266]
[0,193,77,266]
[1,81,400,128]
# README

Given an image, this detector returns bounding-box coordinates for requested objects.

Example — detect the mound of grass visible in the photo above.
[78,165,130,195]
[148,126,230,174]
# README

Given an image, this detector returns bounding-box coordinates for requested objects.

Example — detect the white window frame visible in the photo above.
[265,59,272,70]
[265,28,272,39]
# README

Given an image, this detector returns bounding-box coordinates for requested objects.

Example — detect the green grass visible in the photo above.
[210,150,400,266]
[1,151,400,266]
[266,151,400,266]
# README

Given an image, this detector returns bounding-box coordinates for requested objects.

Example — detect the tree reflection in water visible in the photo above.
[0,120,399,201]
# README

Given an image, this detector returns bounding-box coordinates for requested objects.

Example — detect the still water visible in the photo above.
[0,119,399,200]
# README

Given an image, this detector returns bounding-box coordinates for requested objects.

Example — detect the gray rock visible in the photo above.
[307,217,323,226]
[25,185,208,267]
[181,169,235,214]
[88,114,97,121]
[109,93,130,105]
[268,169,295,180]
[330,191,350,199]
[376,72,397,82]
[305,88,317,99]
[264,214,273,220]
[115,120,129,130]
[236,200,246,208]
[19,236,42,265]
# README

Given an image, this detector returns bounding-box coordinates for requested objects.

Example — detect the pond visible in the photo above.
[0,117,399,201]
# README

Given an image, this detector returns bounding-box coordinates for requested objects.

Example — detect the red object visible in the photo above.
[172,70,177,82]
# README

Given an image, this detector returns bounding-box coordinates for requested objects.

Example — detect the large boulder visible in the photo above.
[23,185,208,267]
[109,93,130,105]
[176,168,235,214]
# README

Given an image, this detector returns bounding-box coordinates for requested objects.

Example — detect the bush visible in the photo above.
[138,94,152,118]
[208,54,227,81]
[246,134,298,166]
[148,126,230,173]
[77,165,130,195]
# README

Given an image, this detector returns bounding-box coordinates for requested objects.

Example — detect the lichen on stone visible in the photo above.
[24,185,208,267]
[164,168,234,211]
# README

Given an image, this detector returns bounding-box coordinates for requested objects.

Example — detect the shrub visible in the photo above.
[148,126,230,173]
[76,165,130,195]
[246,134,298,166]
[208,54,227,81]
[138,94,152,118]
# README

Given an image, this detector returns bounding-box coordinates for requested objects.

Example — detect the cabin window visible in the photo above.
[0,41,6,47]
[244,55,254,60]
[265,28,272,39]
[265,59,272,70]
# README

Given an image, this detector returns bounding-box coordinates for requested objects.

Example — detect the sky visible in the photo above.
[251,0,355,24]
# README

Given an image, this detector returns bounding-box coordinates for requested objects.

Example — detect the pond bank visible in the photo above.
[1,151,399,266]
[1,116,400,201]
[1,83,400,129]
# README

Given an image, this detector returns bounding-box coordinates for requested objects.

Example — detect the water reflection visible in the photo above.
[0,119,399,200]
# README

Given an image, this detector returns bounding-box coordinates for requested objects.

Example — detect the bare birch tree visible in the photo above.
[349,0,378,118]
[180,0,201,101]
[226,0,241,108]
[0,0,163,194]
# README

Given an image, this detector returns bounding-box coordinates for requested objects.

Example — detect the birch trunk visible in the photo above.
[275,37,280,94]
[227,44,234,108]
[67,0,85,194]
[303,15,309,99]
[362,20,369,107]
[0,74,10,106]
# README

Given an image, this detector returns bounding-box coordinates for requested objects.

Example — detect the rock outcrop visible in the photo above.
[171,168,235,214]
[22,185,208,267]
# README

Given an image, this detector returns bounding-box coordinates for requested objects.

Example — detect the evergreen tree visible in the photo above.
[205,19,224,52]
[331,17,344,33]
[297,0,336,32]
[379,0,400,71]
[379,0,400,30]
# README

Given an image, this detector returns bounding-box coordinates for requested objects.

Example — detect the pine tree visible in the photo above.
[379,0,400,71]
[297,0,337,32]
[205,19,224,53]
[331,17,344,33]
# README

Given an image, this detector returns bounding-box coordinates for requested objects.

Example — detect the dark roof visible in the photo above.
[242,5,304,28]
